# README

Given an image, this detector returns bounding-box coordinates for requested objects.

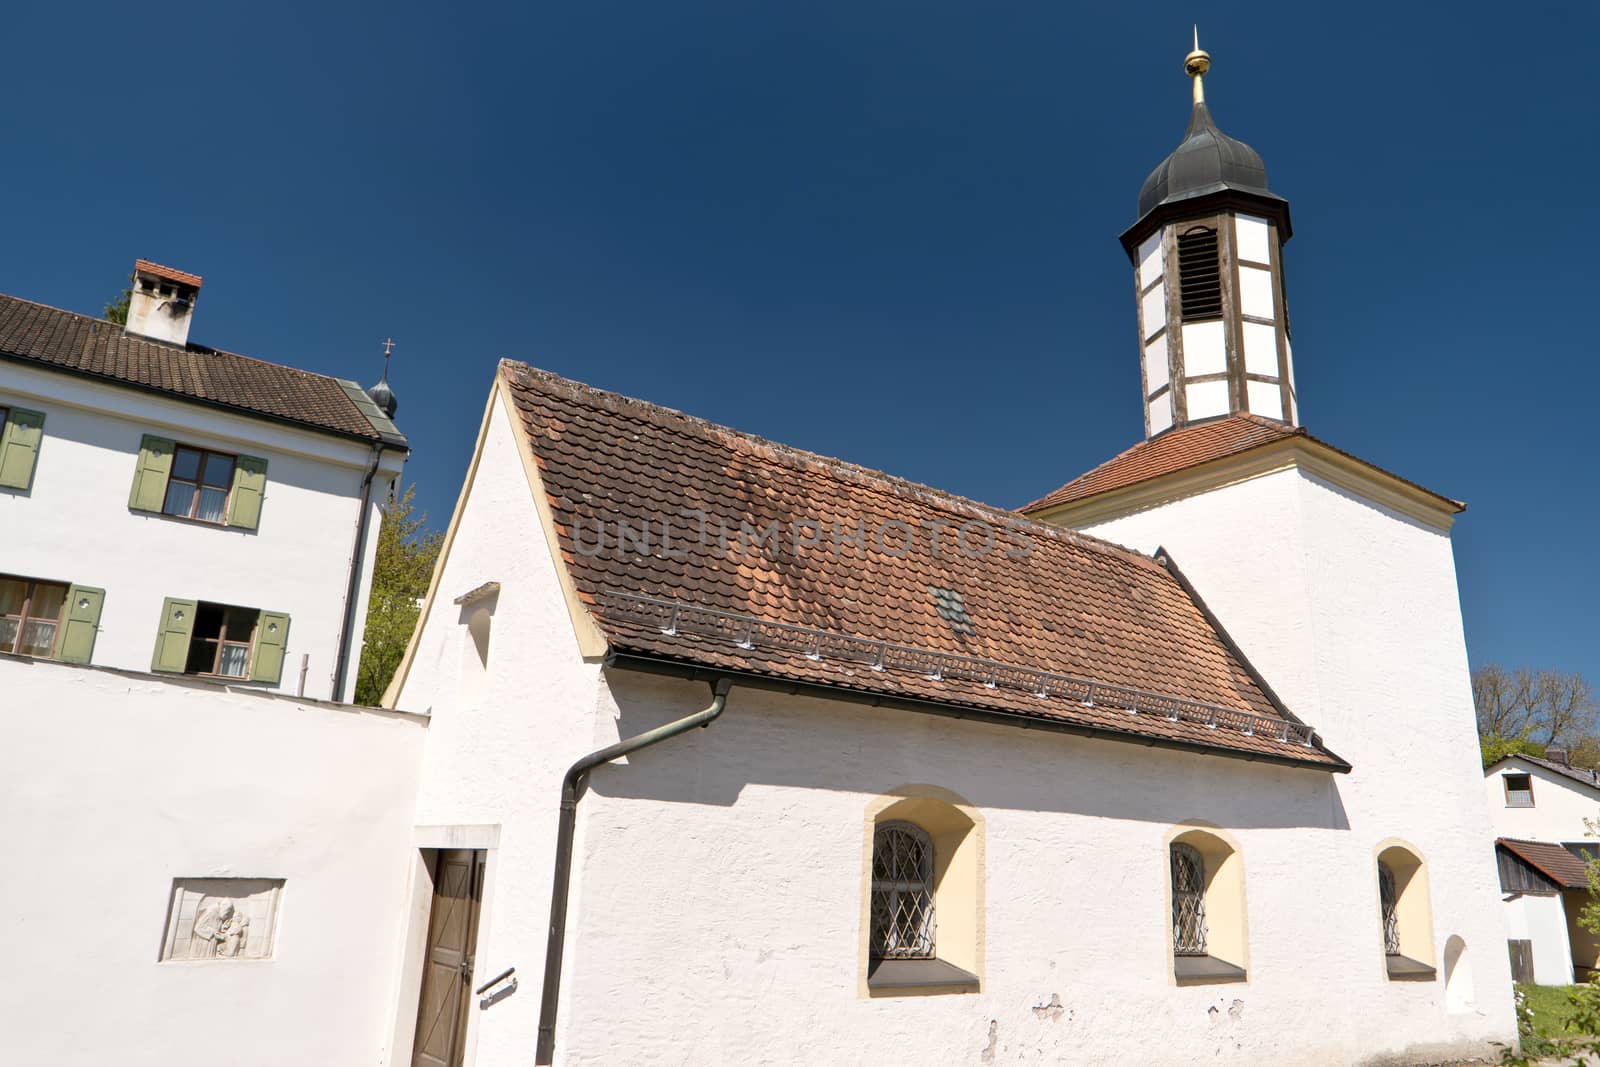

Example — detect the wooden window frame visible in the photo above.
[161,444,238,525]
[188,602,260,679]
[1504,773,1536,808]
[0,573,69,658]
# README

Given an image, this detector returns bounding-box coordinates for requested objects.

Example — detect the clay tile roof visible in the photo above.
[0,292,397,444]
[1497,838,1592,890]
[1019,414,1463,515]
[134,259,203,288]
[501,361,1347,771]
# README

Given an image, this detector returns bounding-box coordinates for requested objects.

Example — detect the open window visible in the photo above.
[1503,773,1535,808]
[861,787,982,995]
[1168,827,1248,984]
[0,573,104,664]
[152,597,289,685]
[1376,842,1437,980]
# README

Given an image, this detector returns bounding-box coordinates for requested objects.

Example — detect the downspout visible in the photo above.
[535,677,733,1065]
[331,442,385,702]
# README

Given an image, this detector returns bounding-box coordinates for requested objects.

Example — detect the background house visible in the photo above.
[0,259,406,701]
[0,260,428,1067]
[1486,751,1600,985]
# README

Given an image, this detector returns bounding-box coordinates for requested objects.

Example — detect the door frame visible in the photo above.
[389,825,501,1067]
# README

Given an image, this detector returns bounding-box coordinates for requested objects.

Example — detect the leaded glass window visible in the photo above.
[1171,842,1207,956]
[1379,862,1400,956]
[871,821,935,960]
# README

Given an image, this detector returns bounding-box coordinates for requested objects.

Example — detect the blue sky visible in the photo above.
[2,2,1594,684]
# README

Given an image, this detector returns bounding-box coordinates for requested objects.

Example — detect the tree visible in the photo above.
[1474,664,1597,748]
[354,484,443,706]
[104,273,133,325]
[1481,734,1544,770]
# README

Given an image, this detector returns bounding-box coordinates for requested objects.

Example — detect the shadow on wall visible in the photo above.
[588,669,1350,832]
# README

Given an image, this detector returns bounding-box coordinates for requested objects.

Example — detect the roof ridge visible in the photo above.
[0,290,350,386]
[500,359,1170,575]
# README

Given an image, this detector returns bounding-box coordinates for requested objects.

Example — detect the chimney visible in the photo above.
[125,259,202,346]
[1547,747,1570,767]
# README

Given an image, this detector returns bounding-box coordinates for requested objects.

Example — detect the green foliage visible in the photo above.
[1483,734,1546,769]
[104,274,133,325]
[353,484,443,706]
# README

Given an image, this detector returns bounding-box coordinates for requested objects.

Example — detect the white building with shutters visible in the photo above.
[0,259,407,700]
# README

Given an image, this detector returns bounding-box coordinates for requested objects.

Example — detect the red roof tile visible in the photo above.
[1497,838,1591,890]
[501,362,1347,771]
[134,259,203,288]
[1020,414,1463,515]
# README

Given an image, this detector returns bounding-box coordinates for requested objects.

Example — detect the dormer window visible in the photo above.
[1177,225,1223,321]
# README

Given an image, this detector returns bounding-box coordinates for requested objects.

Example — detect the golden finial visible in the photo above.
[1184,26,1211,105]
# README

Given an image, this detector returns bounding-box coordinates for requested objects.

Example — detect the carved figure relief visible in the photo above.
[161,878,282,961]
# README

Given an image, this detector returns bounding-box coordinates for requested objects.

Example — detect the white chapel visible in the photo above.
[1,40,1516,1067]
[381,42,1513,1067]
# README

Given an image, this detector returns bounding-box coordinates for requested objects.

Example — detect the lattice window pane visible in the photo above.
[1379,863,1400,956]
[871,822,935,959]
[1171,842,1208,956]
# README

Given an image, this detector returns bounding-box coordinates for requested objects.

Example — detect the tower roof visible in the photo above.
[1123,36,1290,251]
[1136,99,1276,218]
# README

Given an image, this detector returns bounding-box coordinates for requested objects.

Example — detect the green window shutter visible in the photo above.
[55,585,106,664]
[152,597,197,672]
[250,611,290,685]
[129,435,177,512]
[0,407,46,490]
[227,455,269,530]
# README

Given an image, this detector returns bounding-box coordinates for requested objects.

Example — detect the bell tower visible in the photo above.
[1121,34,1298,438]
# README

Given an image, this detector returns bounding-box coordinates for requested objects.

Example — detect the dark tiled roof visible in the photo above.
[1498,838,1591,890]
[0,292,396,444]
[501,361,1347,771]
[1499,754,1600,793]
[1020,414,1463,515]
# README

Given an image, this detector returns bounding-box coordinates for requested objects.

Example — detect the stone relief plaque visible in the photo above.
[160,878,283,961]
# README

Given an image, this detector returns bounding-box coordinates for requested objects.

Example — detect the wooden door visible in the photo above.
[1507,938,1534,985]
[412,849,486,1067]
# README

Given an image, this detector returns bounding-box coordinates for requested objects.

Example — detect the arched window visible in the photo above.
[871,822,934,960]
[1375,843,1437,980]
[1171,842,1208,955]
[1177,225,1223,321]
[860,789,981,996]
[1166,827,1247,984]
[1378,862,1401,955]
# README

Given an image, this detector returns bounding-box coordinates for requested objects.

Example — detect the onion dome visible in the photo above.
[1137,99,1273,218]
[367,376,398,420]
[1121,32,1291,253]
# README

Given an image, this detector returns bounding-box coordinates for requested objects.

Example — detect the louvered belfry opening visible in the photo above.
[1177,226,1223,321]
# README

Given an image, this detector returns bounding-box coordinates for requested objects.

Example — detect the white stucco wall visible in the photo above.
[1063,465,1514,1044]
[540,670,1510,1065]
[393,415,1516,1064]
[395,389,605,1066]
[1503,894,1575,986]
[0,361,402,700]
[0,656,427,1066]
[1486,758,1600,843]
